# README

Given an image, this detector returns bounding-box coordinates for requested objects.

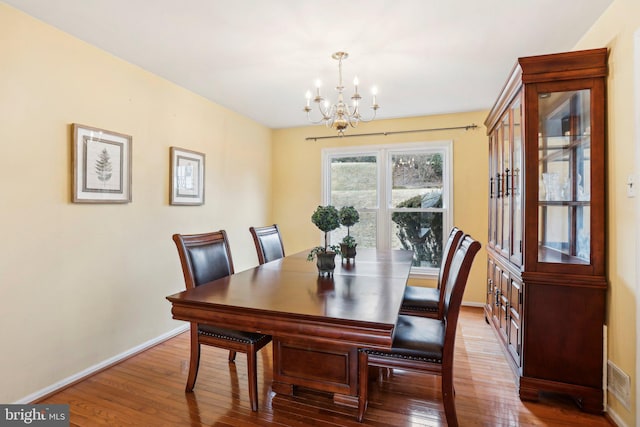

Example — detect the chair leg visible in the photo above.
[228,350,237,362]
[246,345,259,411]
[441,370,458,427]
[186,325,201,392]
[356,351,369,422]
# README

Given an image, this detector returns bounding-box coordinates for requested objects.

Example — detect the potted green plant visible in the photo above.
[307,205,341,276]
[339,206,360,260]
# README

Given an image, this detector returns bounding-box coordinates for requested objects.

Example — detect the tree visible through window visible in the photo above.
[390,152,444,268]
[323,141,452,275]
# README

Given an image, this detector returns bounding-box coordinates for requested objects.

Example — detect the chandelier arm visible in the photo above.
[343,102,356,117]
[306,102,335,124]
[306,111,330,125]
[344,111,360,129]
[353,108,378,123]
[350,103,360,119]
[317,100,334,120]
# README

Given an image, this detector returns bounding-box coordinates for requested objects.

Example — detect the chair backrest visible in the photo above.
[438,227,464,289]
[172,230,235,289]
[441,234,481,363]
[436,227,464,315]
[249,224,285,265]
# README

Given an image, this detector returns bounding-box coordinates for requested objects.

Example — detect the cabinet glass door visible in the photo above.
[496,127,503,253]
[488,133,498,247]
[500,115,510,258]
[537,89,591,264]
[511,98,523,266]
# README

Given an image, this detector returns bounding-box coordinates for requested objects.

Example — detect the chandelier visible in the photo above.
[304,52,379,135]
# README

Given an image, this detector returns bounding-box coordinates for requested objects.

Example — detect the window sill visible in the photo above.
[409,269,438,280]
[408,270,439,286]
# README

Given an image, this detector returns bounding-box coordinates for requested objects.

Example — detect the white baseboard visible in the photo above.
[606,406,627,427]
[15,324,189,404]
[462,301,485,308]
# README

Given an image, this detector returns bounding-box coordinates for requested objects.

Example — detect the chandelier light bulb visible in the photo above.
[305,90,312,107]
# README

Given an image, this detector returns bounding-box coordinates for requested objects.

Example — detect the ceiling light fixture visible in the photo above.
[304,52,379,136]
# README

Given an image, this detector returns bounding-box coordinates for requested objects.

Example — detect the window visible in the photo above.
[322,141,453,276]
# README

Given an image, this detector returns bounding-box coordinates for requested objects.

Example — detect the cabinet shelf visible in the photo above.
[538,200,590,206]
[538,245,590,265]
[538,136,590,149]
[538,136,591,163]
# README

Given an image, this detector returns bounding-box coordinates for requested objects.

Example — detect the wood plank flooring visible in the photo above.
[38,307,613,426]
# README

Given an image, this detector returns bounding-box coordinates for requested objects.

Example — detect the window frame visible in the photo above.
[321,140,454,277]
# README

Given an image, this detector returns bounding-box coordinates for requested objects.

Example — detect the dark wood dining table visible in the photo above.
[166,247,413,407]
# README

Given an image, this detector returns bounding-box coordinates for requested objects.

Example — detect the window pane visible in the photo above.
[329,156,377,248]
[330,156,377,208]
[391,153,443,208]
[330,211,377,248]
[391,211,443,268]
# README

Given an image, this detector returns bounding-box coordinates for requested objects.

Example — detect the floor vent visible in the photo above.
[607,360,631,410]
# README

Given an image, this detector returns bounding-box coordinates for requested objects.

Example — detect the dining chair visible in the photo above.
[399,227,464,318]
[357,234,481,426]
[172,230,272,411]
[249,224,285,265]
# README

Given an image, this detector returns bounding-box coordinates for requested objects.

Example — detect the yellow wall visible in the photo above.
[0,4,272,403]
[272,111,489,304]
[573,0,640,425]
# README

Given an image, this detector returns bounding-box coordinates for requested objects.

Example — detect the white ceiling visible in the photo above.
[4,0,613,129]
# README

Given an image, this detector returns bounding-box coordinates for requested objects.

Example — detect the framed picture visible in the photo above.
[72,124,132,203]
[170,147,205,205]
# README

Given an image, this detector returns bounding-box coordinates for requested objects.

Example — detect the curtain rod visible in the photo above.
[305,124,479,141]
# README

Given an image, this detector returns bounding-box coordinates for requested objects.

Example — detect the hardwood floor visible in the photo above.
[38,307,613,426]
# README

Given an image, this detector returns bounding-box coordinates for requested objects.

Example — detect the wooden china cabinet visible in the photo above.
[484,48,608,413]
